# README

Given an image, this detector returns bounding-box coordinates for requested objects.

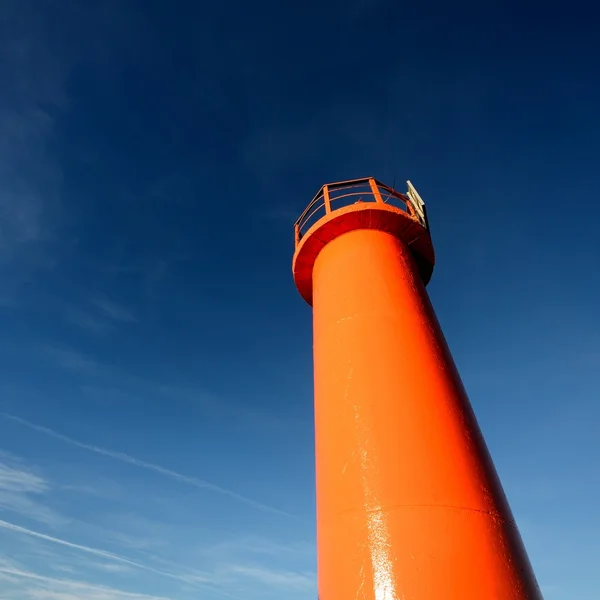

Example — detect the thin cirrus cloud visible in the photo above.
[42,345,103,376]
[2,414,296,520]
[209,536,315,558]
[224,565,315,590]
[91,294,137,323]
[0,518,182,579]
[0,518,240,600]
[0,453,47,494]
[66,295,137,337]
[0,560,174,600]
[0,0,68,300]
[89,562,134,574]
[0,516,315,599]
[66,309,114,336]
[0,453,66,528]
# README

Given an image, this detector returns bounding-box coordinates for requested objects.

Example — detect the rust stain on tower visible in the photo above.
[292,178,543,600]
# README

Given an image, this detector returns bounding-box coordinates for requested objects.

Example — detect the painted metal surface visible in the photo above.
[293,179,542,600]
[293,179,434,305]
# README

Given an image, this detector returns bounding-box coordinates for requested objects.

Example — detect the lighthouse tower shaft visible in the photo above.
[292,178,542,600]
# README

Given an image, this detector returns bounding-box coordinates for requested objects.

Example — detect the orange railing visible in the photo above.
[294,177,428,247]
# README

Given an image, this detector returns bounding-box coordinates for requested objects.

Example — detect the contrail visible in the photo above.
[0,563,174,600]
[2,413,296,519]
[0,518,185,580]
[0,519,242,600]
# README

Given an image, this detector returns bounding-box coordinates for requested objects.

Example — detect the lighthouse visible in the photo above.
[292,178,542,600]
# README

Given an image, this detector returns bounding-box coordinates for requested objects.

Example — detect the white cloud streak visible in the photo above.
[3,414,296,519]
[88,562,133,574]
[0,0,67,288]
[224,565,315,590]
[0,519,241,600]
[66,310,113,336]
[91,294,137,323]
[0,561,173,600]
[66,295,136,337]
[43,346,102,376]
[0,460,47,494]
[0,519,179,579]
[0,455,65,527]
[210,536,315,558]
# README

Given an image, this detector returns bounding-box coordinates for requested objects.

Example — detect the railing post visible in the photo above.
[369,178,384,203]
[323,185,332,213]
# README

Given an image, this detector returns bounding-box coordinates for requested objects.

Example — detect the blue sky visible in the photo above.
[0,0,598,599]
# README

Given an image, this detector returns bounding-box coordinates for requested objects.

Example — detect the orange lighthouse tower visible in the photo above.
[292,178,542,600]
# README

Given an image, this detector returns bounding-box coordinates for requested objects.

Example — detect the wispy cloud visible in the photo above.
[209,536,314,558]
[0,0,68,297]
[88,562,134,574]
[66,310,113,336]
[3,414,296,519]
[0,523,251,600]
[0,453,65,527]
[91,294,137,323]
[0,560,174,600]
[42,346,102,376]
[65,301,136,338]
[106,532,163,552]
[0,519,164,575]
[154,385,294,431]
[0,455,47,494]
[223,565,315,590]
[65,293,137,337]
[0,518,217,591]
